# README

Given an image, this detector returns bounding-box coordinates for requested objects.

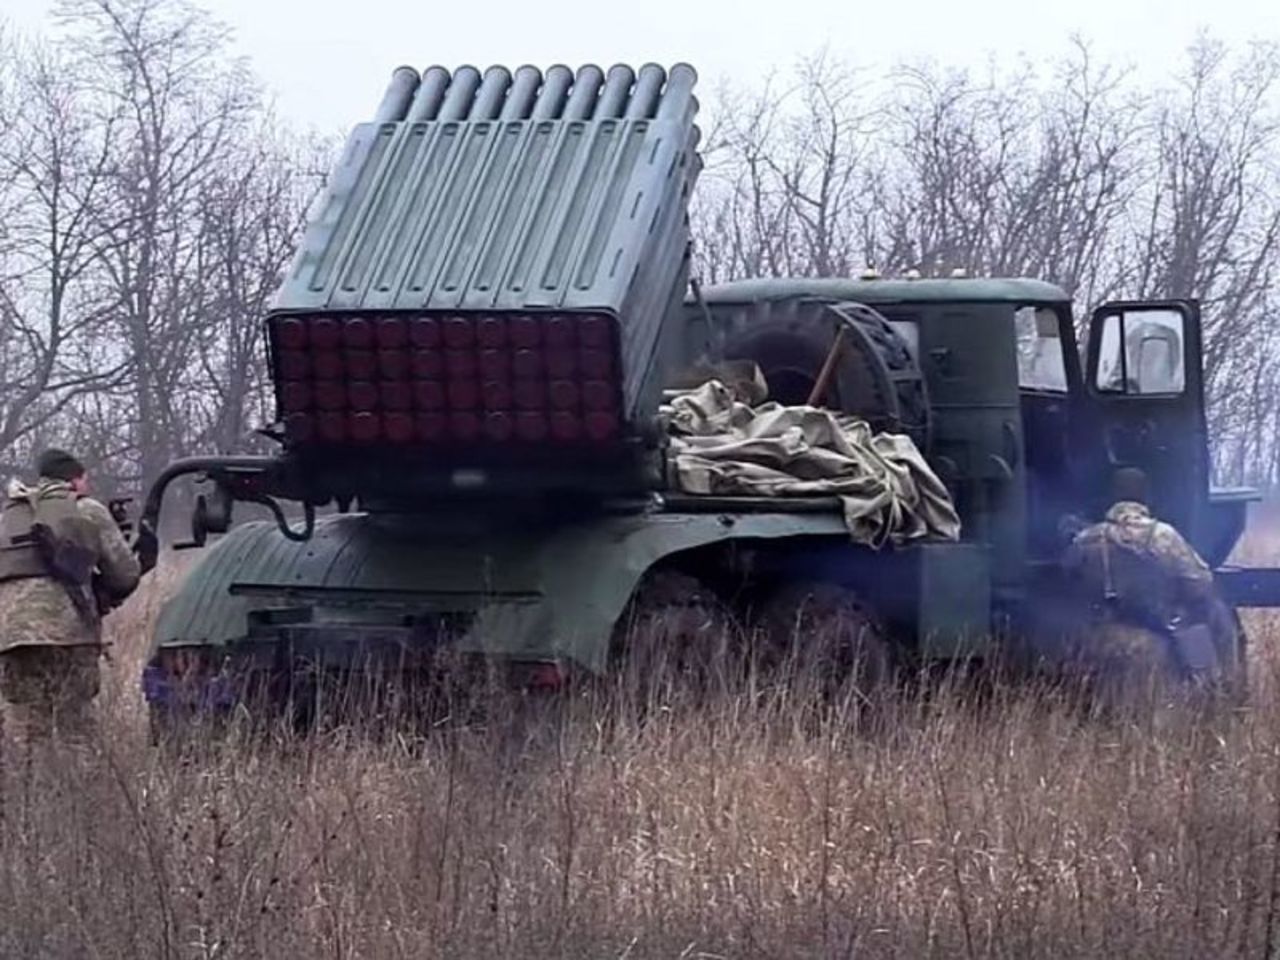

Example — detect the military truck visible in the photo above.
[137,62,1280,724]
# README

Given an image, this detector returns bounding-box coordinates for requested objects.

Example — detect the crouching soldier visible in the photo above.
[1062,466,1238,702]
[0,449,155,744]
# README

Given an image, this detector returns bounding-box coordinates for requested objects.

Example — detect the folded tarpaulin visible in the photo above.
[662,380,961,547]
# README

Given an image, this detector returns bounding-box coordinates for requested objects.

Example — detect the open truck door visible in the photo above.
[1085,299,1209,546]
[1085,298,1280,607]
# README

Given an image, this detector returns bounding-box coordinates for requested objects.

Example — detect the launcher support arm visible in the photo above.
[140,456,317,570]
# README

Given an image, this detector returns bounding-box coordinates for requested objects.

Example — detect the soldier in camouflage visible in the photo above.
[1062,466,1237,699]
[0,449,147,744]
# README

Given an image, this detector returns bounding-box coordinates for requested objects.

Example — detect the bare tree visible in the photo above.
[185,130,323,456]
[1126,37,1280,482]
[691,39,1280,488]
[53,0,259,484]
[0,35,131,476]
[4,4,1279,494]
[0,1,323,495]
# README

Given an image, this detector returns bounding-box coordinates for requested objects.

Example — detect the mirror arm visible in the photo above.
[246,494,316,543]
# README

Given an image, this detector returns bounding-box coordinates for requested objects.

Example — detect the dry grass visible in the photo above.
[4,529,1280,958]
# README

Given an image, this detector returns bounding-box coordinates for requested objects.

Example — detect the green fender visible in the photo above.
[151,507,850,674]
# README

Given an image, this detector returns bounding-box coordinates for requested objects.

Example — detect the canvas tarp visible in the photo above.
[662,381,961,547]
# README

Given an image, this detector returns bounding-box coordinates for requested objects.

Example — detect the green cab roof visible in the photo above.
[695,276,1071,307]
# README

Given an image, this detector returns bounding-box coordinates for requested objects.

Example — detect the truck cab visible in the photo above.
[687,277,1253,596]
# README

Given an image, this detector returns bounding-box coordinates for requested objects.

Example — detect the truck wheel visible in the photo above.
[757,582,893,701]
[610,570,740,699]
[719,299,930,449]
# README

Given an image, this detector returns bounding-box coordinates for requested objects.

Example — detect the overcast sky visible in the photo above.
[6,0,1280,136]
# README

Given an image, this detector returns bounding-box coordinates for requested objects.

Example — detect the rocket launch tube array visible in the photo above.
[372,63,698,126]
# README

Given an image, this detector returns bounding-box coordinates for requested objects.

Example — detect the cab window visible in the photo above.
[1094,309,1186,395]
[1014,306,1067,391]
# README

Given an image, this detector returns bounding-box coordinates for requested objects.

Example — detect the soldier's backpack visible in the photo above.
[1070,522,1179,629]
[1069,522,1218,680]
[0,484,100,623]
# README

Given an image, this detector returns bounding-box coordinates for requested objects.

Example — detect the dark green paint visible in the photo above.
[916,543,994,658]
[697,276,1071,307]
[145,63,1280,688]
[157,505,852,673]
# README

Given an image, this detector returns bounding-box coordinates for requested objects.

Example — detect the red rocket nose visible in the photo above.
[267,310,624,451]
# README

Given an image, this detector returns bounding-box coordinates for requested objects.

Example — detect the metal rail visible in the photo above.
[140,455,316,553]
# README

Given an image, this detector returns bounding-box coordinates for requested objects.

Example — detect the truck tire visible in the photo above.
[609,569,740,699]
[756,581,894,702]
[717,298,930,450]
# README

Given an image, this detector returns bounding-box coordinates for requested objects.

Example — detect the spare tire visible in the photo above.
[714,297,930,451]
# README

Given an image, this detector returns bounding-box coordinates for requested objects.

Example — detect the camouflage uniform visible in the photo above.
[1063,500,1232,694]
[1068,501,1213,591]
[0,478,141,743]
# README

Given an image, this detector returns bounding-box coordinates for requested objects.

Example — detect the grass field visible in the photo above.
[3,517,1280,958]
